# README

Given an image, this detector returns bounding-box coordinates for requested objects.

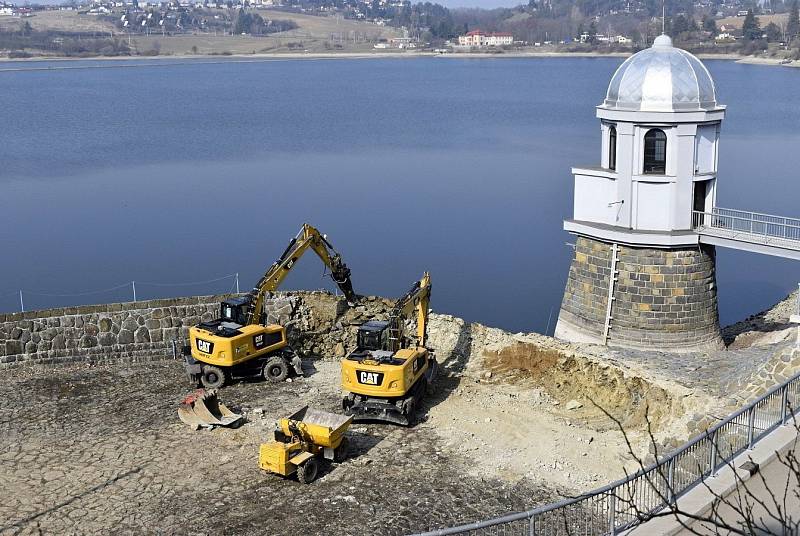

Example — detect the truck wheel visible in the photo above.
[263,356,289,383]
[297,458,318,484]
[334,437,349,463]
[200,365,226,389]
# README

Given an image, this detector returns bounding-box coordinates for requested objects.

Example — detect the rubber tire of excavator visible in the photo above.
[263,356,289,383]
[200,365,226,389]
[297,457,319,484]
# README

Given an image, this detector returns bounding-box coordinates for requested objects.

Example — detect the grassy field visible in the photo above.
[0,8,400,56]
[717,13,789,30]
[0,10,117,34]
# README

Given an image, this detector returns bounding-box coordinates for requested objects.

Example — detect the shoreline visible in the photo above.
[0,49,797,68]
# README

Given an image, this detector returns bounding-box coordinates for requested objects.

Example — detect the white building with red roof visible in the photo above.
[458,30,513,47]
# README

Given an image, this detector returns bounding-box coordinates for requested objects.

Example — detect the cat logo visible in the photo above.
[253,333,266,350]
[357,371,384,386]
[196,339,214,354]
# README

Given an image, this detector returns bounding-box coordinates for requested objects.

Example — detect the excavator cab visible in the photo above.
[356,321,390,351]
[220,296,251,326]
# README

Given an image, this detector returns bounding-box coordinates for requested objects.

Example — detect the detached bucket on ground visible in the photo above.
[178,389,243,430]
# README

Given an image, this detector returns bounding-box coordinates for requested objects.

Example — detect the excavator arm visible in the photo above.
[387,272,431,352]
[246,224,357,325]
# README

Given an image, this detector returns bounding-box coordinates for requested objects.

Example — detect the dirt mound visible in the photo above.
[484,342,681,432]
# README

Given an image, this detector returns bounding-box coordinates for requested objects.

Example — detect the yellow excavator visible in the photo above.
[341,272,436,426]
[184,223,357,389]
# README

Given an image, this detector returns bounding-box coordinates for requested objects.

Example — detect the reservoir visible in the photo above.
[1,56,799,333]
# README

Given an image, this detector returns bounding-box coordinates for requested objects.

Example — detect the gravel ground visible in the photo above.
[0,358,557,536]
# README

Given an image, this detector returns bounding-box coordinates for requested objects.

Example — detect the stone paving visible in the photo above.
[0,359,555,536]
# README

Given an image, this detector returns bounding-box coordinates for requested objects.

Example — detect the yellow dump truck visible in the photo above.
[259,406,353,484]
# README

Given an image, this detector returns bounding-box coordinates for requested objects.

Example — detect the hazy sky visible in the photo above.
[442,0,520,8]
[31,0,522,8]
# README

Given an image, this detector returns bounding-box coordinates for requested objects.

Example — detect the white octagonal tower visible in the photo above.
[555,35,726,351]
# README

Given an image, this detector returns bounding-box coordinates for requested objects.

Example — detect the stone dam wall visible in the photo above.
[0,292,378,369]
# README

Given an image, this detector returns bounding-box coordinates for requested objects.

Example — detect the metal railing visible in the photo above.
[413,369,800,536]
[692,208,800,248]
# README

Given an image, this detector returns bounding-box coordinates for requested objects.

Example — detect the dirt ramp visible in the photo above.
[484,342,682,432]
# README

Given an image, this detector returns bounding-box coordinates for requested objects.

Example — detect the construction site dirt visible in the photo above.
[2,291,798,535]
[0,359,557,536]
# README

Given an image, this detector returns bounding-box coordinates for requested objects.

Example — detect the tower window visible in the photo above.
[643,128,667,174]
[608,126,617,171]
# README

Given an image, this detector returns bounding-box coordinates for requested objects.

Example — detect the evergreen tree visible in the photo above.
[588,20,597,43]
[788,0,800,42]
[702,15,716,34]
[741,10,761,40]
[765,21,782,42]
[672,14,689,35]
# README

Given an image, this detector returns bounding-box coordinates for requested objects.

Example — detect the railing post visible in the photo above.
[747,406,756,449]
[528,515,536,536]
[608,493,617,535]
[709,430,719,476]
[667,458,676,503]
[781,384,789,425]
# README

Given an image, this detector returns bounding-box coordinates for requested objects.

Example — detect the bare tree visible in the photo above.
[593,400,800,535]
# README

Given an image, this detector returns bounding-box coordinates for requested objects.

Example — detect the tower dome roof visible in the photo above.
[603,35,719,112]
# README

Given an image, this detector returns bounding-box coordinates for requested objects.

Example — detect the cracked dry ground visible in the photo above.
[0,360,554,536]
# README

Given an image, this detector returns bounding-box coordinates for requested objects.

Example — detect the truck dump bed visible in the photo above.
[281,406,353,448]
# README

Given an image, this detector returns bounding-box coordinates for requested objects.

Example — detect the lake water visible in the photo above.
[2,56,799,333]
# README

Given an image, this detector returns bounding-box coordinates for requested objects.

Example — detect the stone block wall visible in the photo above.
[0,292,357,369]
[555,236,723,351]
[0,296,227,368]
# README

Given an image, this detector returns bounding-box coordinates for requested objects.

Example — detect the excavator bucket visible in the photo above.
[178,389,243,431]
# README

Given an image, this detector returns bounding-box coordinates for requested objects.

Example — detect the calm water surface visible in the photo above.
[1,57,799,332]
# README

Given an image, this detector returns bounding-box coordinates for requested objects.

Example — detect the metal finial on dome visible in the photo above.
[653,34,673,47]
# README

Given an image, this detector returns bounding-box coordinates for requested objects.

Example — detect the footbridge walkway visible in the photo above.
[693,208,800,260]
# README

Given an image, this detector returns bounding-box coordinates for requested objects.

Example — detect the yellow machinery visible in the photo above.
[259,406,353,484]
[341,272,436,426]
[184,224,357,388]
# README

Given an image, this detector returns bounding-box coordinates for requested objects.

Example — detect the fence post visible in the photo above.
[608,493,617,535]
[780,384,789,425]
[747,406,756,449]
[171,339,177,360]
[235,273,240,294]
[19,290,24,313]
[709,430,718,476]
[667,458,676,503]
[132,281,137,302]
[528,515,536,536]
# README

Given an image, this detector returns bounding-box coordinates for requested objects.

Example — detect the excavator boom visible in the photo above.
[246,223,357,325]
[387,272,431,352]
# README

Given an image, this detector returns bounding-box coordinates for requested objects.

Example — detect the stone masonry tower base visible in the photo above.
[555,237,723,352]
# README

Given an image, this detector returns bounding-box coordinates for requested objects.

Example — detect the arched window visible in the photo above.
[643,129,667,174]
[608,126,617,171]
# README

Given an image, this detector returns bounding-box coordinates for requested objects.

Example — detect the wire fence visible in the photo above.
[412,368,800,536]
[0,272,241,313]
